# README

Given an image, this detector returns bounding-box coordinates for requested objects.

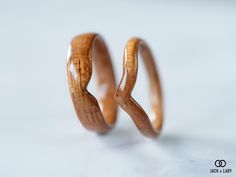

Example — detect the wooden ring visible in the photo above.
[115,38,163,138]
[67,33,117,134]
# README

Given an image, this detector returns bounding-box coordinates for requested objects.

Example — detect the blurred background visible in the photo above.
[0,0,235,176]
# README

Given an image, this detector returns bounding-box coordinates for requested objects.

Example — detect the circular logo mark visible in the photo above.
[214,160,226,167]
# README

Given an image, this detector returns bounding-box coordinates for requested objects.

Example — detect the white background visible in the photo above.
[0,0,235,176]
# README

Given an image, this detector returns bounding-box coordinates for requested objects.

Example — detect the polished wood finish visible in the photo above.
[115,38,163,138]
[67,33,117,134]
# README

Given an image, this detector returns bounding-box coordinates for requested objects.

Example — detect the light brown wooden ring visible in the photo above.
[67,33,117,134]
[115,37,163,138]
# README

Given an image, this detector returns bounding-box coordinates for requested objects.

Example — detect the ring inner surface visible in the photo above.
[91,37,116,126]
[139,42,163,131]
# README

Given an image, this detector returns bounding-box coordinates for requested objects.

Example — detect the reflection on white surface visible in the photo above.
[97,83,108,112]
[97,83,108,99]
[0,0,236,177]
[148,111,156,122]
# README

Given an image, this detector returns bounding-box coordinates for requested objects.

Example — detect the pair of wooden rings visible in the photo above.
[67,33,163,138]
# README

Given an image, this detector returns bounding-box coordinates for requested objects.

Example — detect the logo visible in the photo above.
[210,159,232,174]
[214,160,226,167]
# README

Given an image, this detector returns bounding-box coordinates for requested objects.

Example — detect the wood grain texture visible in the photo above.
[115,38,163,138]
[67,33,117,134]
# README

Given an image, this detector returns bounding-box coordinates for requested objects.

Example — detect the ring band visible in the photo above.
[67,33,117,133]
[115,37,163,138]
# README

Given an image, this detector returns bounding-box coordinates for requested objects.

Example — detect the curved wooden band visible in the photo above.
[67,33,117,133]
[115,38,163,138]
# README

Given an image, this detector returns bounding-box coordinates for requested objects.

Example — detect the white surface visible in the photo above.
[0,0,236,176]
